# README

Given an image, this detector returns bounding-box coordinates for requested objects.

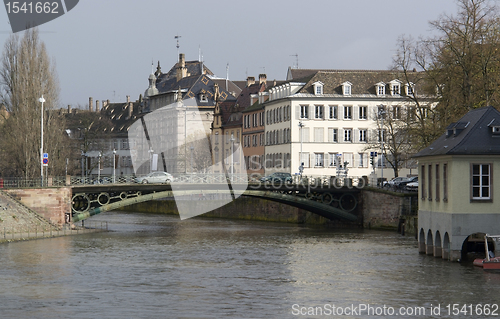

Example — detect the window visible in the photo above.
[313,81,324,95]
[378,129,386,142]
[391,84,400,95]
[421,165,426,199]
[342,82,352,95]
[393,106,402,119]
[301,152,310,167]
[344,153,353,168]
[300,105,308,119]
[472,164,491,200]
[428,164,432,201]
[344,106,352,119]
[199,94,208,102]
[328,128,338,142]
[376,83,385,96]
[359,106,367,120]
[405,83,414,95]
[359,129,367,142]
[314,105,323,119]
[344,129,352,142]
[314,153,324,167]
[443,163,448,201]
[435,164,440,202]
[329,105,338,119]
[329,153,338,167]
[358,153,366,168]
[314,127,324,142]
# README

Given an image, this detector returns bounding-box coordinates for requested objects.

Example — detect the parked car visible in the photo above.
[135,172,174,184]
[260,172,293,184]
[383,177,410,188]
[405,179,419,192]
[398,176,418,189]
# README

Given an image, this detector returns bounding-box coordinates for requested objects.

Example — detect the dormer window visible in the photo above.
[389,80,401,96]
[405,82,414,95]
[376,82,385,96]
[199,93,208,102]
[492,126,500,135]
[342,81,352,96]
[313,81,324,95]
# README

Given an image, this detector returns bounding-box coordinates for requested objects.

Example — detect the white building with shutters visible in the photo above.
[260,68,434,180]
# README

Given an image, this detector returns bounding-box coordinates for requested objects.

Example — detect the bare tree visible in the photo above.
[0,28,69,179]
[393,0,500,152]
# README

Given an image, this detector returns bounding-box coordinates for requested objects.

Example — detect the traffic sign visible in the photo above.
[42,153,48,166]
[43,153,48,159]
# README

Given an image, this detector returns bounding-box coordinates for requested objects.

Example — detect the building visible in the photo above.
[415,106,500,261]
[258,68,434,180]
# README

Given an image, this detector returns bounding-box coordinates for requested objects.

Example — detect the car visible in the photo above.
[398,176,418,189]
[405,179,419,192]
[383,177,410,188]
[135,172,174,184]
[260,172,293,184]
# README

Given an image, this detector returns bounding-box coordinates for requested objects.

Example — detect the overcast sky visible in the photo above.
[0,0,460,108]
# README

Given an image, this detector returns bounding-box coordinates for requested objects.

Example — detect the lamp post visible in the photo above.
[298,121,305,177]
[378,107,386,186]
[148,147,154,173]
[113,149,116,183]
[39,95,45,187]
[230,134,235,181]
[190,145,194,174]
[97,152,102,183]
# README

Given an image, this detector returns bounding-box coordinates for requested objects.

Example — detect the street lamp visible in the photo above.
[97,152,102,183]
[230,134,235,181]
[378,106,386,186]
[39,95,45,187]
[148,147,154,173]
[298,121,305,177]
[113,149,116,183]
[190,145,194,174]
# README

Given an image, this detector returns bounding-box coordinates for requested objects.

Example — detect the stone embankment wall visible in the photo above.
[361,188,418,234]
[0,190,60,234]
[3,187,71,226]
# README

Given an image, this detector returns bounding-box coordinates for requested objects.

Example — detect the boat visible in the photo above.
[473,234,500,270]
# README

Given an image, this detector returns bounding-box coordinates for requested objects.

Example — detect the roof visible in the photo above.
[414,106,500,157]
[298,70,423,95]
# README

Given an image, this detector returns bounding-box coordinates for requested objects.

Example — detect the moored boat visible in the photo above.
[473,234,500,270]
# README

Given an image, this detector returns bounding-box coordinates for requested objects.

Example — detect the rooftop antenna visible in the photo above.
[290,53,299,69]
[261,67,266,74]
[226,63,229,91]
[175,35,181,61]
[151,59,154,74]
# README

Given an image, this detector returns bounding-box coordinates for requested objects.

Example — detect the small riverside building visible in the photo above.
[414,106,500,261]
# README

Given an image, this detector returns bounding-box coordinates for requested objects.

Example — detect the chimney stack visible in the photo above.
[246,76,255,87]
[259,74,267,85]
[96,100,100,112]
[89,97,93,112]
[126,95,130,103]
[67,105,71,114]
[128,102,133,118]
[176,53,187,81]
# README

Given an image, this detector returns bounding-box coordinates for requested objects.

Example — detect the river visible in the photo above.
[0,211,499,319]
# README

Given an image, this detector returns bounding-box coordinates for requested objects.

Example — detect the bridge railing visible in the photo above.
[0,174,371,189]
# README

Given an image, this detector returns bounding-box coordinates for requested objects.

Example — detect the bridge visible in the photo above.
[70,181,361,223]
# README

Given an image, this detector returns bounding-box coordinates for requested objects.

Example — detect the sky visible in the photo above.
[0,0,461,108]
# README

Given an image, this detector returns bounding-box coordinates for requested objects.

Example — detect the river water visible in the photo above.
[0,211,499,319]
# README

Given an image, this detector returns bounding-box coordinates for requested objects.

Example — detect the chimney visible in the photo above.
[128,102,133,118]
[259,74,267,85]
[246,76,255,87]
[176,53,187,81]
[96,100,100,112]
[89,97,93,112]
[67,105,71,114]
[126,95,130,103]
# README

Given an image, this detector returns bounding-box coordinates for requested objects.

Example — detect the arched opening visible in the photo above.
[460,233,495,262]
[434,231,442,258]
[442,233,450,260]
[418,228,426,254]
[426,229,434,255]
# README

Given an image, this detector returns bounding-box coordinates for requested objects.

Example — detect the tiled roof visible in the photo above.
[414,106,500,157]
[298,70,423,95]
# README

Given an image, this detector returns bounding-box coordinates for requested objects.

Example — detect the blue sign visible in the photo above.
[43,153,48,159]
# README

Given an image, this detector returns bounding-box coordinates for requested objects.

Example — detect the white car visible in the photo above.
[135,172,174,184]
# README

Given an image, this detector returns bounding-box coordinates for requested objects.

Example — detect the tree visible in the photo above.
[0,28,69,179]
[393,0,500,150]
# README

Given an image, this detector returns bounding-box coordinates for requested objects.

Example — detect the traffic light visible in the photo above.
[370,156,375,167]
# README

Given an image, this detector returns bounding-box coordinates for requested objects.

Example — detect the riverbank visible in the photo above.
[0,190,107,243]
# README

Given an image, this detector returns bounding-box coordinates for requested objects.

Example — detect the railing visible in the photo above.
[0,174,371,188]
[0,221,108,242]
